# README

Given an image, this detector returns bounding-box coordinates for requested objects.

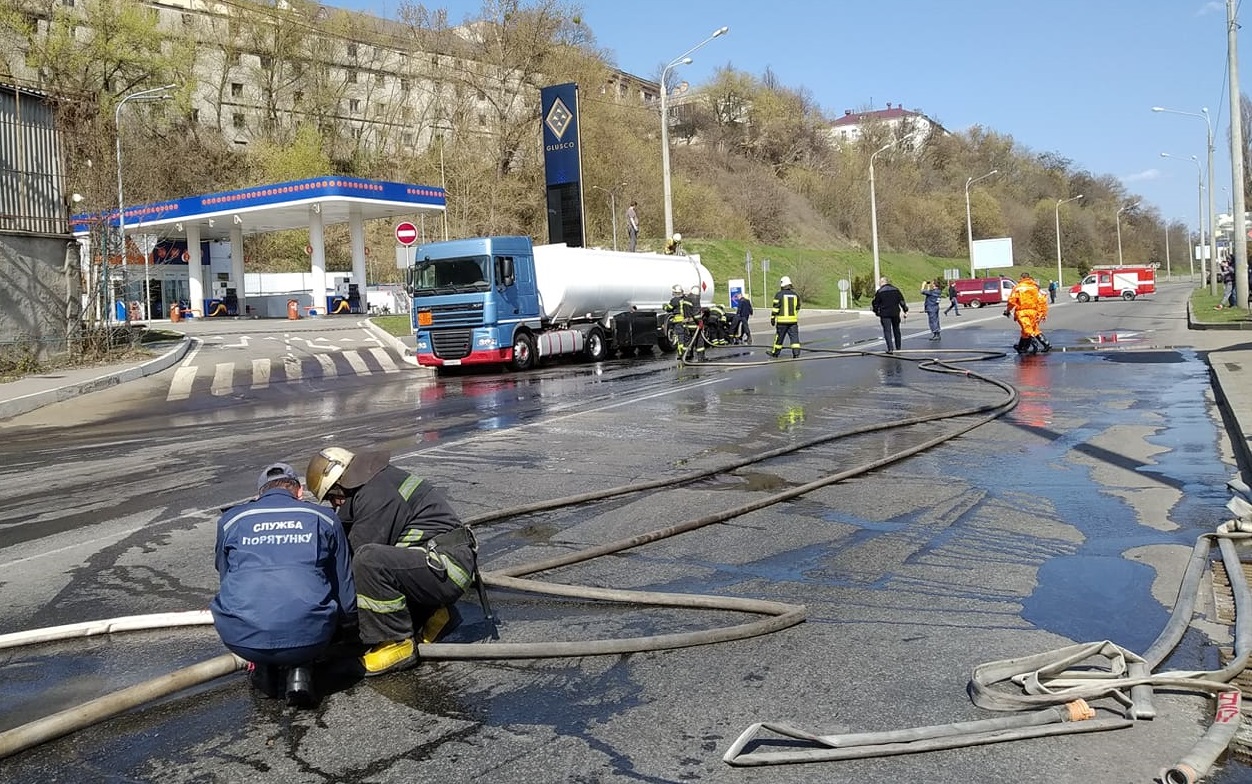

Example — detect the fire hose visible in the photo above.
[5,347,1247,781]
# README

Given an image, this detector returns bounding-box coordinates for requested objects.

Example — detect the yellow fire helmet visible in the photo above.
[306,446,355,501]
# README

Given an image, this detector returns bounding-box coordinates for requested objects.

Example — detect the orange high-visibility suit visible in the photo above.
[1005,276,1052,353]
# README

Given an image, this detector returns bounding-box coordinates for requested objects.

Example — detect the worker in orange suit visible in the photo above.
[1005,272,1052,354]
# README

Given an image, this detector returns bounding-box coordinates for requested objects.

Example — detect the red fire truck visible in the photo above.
[1069,266,1156,302]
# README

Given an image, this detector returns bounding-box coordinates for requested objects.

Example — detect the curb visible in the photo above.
[362,318,426,370]
[1187,298,1252,330]
[0,337,192,422]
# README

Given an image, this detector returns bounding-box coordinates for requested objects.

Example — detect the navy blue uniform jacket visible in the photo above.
[211,488,357,651]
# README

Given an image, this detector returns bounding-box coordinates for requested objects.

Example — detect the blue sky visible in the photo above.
[338,0,1243,232]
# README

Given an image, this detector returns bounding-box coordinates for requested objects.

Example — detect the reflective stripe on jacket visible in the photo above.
[771,289,800,323]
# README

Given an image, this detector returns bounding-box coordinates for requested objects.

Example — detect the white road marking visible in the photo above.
[166,366,198,401]
[369,347,399,373]
[343,350,370,375]
[283,356,303,381]
[251,358,271,389]
[315,354,338,378]
[210,363,234,395]
[222,336,251,349]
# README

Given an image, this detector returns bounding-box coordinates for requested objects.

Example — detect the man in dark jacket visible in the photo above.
[870,276,909,354]
[211,463,356,706]
[306,447,477,676]
[731,294,754,344]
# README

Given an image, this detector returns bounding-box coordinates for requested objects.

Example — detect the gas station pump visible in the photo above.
[328,276,360,315]
[206,277,238,317]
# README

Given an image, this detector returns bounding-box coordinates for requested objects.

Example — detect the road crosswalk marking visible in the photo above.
[166,366,198,401]
[343,351,370,376]
[369,347,399,373]
[210,363,234,396]
[165,347,408,402]
[314,354,338,378]
[251,358,271,390]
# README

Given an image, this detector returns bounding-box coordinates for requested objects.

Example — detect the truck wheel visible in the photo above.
[1077,292,1090,303]
[971,300,984,309]
[585,327,609,361]
[1122,291,1135,300]
[658,324,678,353]
[509,332,536,371]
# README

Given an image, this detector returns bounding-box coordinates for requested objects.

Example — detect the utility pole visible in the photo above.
[1230,0,1248,309]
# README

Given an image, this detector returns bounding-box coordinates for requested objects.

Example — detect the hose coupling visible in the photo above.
[1063,699,1095,722]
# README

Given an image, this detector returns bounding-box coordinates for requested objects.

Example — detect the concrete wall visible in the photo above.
[0,233,78,358]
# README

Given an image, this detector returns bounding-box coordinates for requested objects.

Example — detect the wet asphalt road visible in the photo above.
[1,283,1249,783]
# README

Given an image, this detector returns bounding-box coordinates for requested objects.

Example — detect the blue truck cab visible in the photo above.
[408,236,537,370]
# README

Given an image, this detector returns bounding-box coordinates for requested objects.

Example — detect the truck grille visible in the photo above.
[431,330,472,359]
[424,301,484,328]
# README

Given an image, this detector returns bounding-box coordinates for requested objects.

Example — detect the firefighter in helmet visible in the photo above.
[1005,272,1052,353]
[768,276,801,358]
[306,447,478,676]
[665,283,702,361]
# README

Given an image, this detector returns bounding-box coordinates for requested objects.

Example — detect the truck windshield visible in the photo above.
[408,255,491,295]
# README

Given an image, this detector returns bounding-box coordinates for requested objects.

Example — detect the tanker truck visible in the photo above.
[406,235,715,371]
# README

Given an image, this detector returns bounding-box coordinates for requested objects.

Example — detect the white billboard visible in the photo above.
[972,237,1014,271]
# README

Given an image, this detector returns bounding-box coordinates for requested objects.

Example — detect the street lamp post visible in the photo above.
[1152,106,1217,293]
[660,26,728,241]
[1054,194,1083,287]
[115,84,175,323]
[1116,201,1140,266]
[869,139,901,285]
[591,183,626,250]
[1160,152,1203,281]
[964,169,998,278]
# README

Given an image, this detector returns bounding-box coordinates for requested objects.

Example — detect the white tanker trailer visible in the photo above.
[407,235,715,371]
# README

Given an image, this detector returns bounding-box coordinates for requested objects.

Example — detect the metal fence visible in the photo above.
[0,84,67,236]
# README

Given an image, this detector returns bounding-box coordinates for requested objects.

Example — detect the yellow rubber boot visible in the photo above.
[420,606,452,644]
[362,638,416,676]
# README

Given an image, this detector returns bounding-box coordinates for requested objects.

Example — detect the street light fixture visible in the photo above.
[660,26,728,241]
[1152,106,1217,293]
[115,84,175,323]
[964,169,998,278]
[1054,194,1083,288]
[1116,201,1140,266]
[869,138,902,286]
[591,183,627,250]
[1160,152,1203,281]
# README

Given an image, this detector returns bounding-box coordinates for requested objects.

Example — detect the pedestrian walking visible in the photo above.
[871,276,908,354]
[1047,279,1058,304]
[944,281,960,315]
[626,201,639,252]
[921,280,942,341]
[767,276,801,358]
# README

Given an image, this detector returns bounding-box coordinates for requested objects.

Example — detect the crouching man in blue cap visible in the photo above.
[210,462,357,707]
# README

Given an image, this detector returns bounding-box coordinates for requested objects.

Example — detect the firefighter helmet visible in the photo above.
[780,276,792,287]
[306,447,355,501]
[672,233,682,242]
[672,284,684,295]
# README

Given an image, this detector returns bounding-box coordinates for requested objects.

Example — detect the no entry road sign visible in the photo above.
[395,221,419,247]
